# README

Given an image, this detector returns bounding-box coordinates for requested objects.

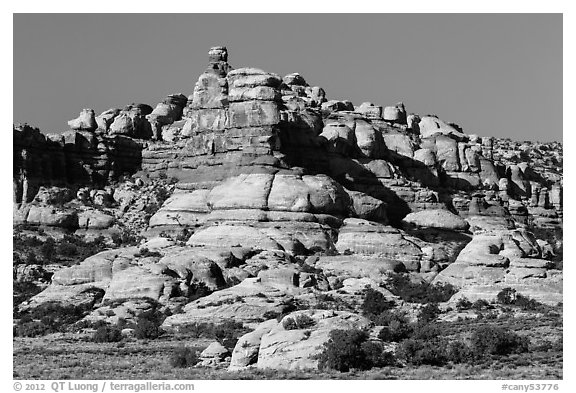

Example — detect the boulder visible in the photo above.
[383,103,406,124]
[402,209,469,231]
[418,116,466,140]
[68,109,97,131]
[96,109,121,132]
[230,310,371,370]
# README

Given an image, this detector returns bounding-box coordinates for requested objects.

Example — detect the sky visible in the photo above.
[13,13,562,142]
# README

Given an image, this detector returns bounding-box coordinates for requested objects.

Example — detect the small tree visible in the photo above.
[169,347,200,368]
[418,303,441,324]
[471,326,530,357]
[92,325,123,343]
[361,288,396,317]
[317,329,372,372]
[496,288,517,305]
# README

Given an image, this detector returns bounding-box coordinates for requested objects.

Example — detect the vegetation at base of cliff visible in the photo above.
[176,320,249,348]
[311,285,562,373]
[13,302,92,337]
[13,230,108,267]
[169,346,201,368]
[384,273,458,303]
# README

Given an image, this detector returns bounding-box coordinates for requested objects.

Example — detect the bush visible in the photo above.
[13,282,43,308]
[111,231,141,247]
[317,329,373,372]
[397,338,449,366]
[169,347,200,368]
[92,325,123,343]
[133,308,166,340]
[360,341,397,367]
[178,320,248,348]
[57,242,78,257]
[514,294,544,311]
[134,248,162,258]
[456,297,473,311]
[496,288,545,311]
[25,252,38,265]
[470,326,530,357]
[361,288,396,318]
[472,299,491,310]
[14,302,92,337]
[418,303,441,324]
[282,314,316,330]
[187,282,213,302]
[134,317,162,339]
[446,340,475,364]
[496,288,517,305]
[375,311,413,342]
[385,274,457,303]
[40,238,56,262]
[213,320,247,348]
[410,322,444,341]
[14,321,50,337]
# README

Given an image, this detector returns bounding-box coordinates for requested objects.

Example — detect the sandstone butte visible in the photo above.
[13,46,563,371]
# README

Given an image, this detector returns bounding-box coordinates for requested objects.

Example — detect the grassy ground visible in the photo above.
[13,312,562,380]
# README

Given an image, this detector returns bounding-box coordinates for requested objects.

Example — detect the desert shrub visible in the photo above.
[470,326,530,357]
[92,325,123,343]
[134,247,162,258]
[282,314,316,330]
[111,230,141,247]
[456,297,473,311]
[134,308,166,340]
[14,302,90,337]
[27,302,88,325]
[397,338,448,366]
[74,319,107,331]
[169,346,200,368]
[446,340,475,364]
[317,329,373,372]
[315,293,355,312]
[496,288,517,305]
[56,242,78,257]
[274,299,306,322]
[376,311,414,342]
[14,321,51,337]
[418,303,441,324]
[385,273,457,303]
[213,320,248,348]
[514,294,545,311]
[496,288,545,311]
[175,228,193,242]
[472,299,491,310]
[40,237,56,262]
[410,322,444,341]
[134,318,161,339]
[25,252,38,265]
[178,320,248,348]
[361,288,396,317]
[13,282,43,309]
[360,341,397,367]
[262,310,280,320]
[187,282,213,302]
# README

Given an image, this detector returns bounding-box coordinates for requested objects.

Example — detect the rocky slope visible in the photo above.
[13,46,562,371]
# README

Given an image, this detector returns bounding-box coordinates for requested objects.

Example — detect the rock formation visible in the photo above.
[13,46,563,372]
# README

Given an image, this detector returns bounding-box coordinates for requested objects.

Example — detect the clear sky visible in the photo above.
[13,13,562,142]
